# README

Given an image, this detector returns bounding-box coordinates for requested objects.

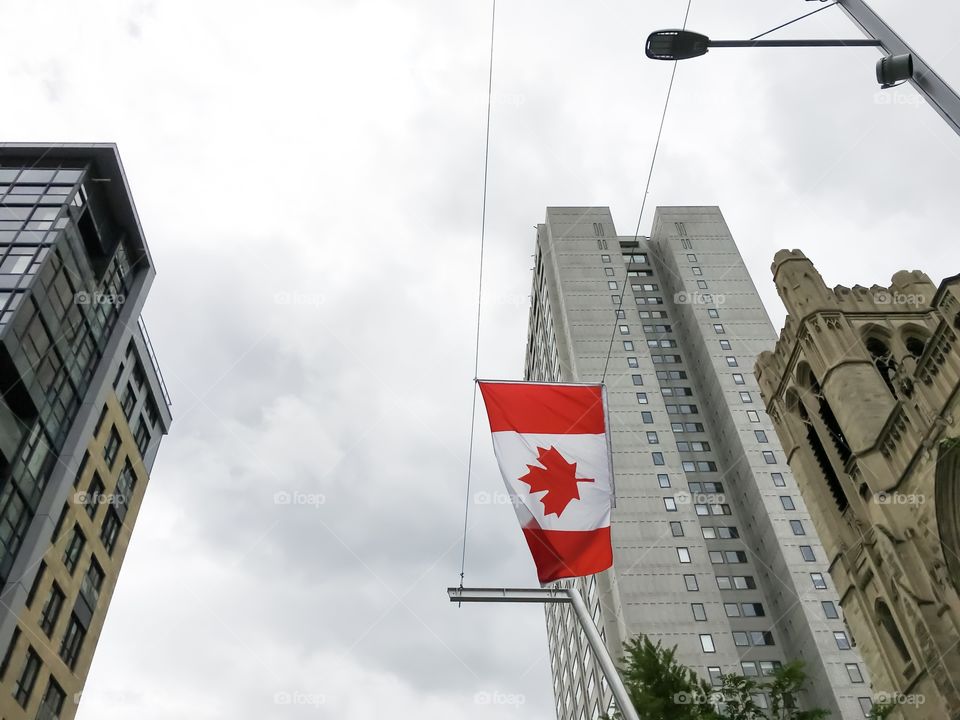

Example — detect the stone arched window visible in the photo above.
[787,381,848,513]
[875,599,911,666]
[865,335,897,397]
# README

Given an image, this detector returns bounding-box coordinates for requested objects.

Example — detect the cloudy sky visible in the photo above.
[4,1,960,718]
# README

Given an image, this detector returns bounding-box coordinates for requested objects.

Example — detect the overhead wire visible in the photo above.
[601,0,694,384]
[458,0,497,591]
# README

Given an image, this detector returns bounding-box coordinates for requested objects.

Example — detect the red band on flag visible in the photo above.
[521,526,612,583]
[479,382,605,435]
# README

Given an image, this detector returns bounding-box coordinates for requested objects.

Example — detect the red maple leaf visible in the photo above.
[518,446,594,517]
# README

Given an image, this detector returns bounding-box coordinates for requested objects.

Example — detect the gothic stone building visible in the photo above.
[756,250,960,720]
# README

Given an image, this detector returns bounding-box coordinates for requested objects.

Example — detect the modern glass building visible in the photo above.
[0,144,171,720]
[526,207,872,719]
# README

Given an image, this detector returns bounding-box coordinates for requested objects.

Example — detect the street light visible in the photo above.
[645,29,880,61]
[645,0,960,139]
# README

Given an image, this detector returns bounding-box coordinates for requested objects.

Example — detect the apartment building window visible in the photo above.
[60,614,86,669]
[81,557,105,608]
[36,678,66,720]
[608,281,618,290]
[746,410,760,422]
[601,254,611,263]
[740,392,753,403]
[800,545,816,562]
[85,473,105,518]
[13,647,41,707]
[104,427,122,466]
[26,562,45,609]
[708,667,723,686]
[772,472,785,487]
[692,267,703,276]
[724,603,740,617]
[677,548,691,563]
[751,631,775,646]
[726,356,738,367]
[691,603,706,621]
[121,383,136,419]
[741,661,758,676]
[611,295,620,304]
[627,357,638,368]
[51,503,69,543]
[699,634,716,653]
[615,309,625,319]
[684,574,699,591]
[73,451,89,487]
[101,510,121,554]
[790,520,805,535]
[697,280,708,289]
[632,374,643,386]
[719,340,731,350]
[713,324,725,334]
[647,432,659,444]
[811,573,828,589]
[0,628,19,682]
[733,632,749,647]
[135,417,151,455]
[755,430,768,443]
[742,603,765,617]
[623,341,634,351]
[63,526,85,574]
[664,498,677,512]
[762,451,777,464]
[846,663,864,683]
[732,373,745,385]
[658,474,671,488]
[652,452,665,466]
[641,411,654,424]
[822,601,839,619]
[780,496,795,510]
[604,267,615,277]
[707,308,719,318]
[39,582,65,637]
[636,393,648,404]
[670,521,684,537]
[834,631,851,650]
[724,551,747,563]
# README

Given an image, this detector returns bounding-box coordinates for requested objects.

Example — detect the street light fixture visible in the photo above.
[645,29,880,61]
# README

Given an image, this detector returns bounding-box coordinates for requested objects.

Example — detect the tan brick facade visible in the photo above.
[756,250,960,719]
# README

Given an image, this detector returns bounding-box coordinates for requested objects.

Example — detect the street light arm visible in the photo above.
[709,38,881,48]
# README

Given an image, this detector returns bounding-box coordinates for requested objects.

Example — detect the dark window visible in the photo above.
[85,473,104,518]
[822,601,839,619]
[39,582,65,637]
[121,382,136,419]
[104,427,121,466]
[80,557,105,608]
[13,646,41,707]
[25,562,45,609]
[0,627,20,681]
[59,614,86,669]
[36,677,66,719]
[790,520,805,535]
[101,510,121,554]
[63,525,85,574]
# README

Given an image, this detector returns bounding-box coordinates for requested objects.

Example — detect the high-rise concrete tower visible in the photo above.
[0,144,171,720]
[526,207,871,720]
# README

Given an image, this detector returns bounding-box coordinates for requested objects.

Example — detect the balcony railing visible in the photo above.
[137,315,172,409]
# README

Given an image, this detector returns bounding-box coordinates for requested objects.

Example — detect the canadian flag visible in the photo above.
[478,382,614,583]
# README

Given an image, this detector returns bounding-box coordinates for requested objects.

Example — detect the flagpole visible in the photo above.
[447,587,641,720]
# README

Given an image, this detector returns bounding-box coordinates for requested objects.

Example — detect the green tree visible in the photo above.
[615,636,717,720]
[613,636,830,720]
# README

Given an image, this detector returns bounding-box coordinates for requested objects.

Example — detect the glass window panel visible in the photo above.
[0,169,19,182]
[54,169,83,184]
[17,169,55,183]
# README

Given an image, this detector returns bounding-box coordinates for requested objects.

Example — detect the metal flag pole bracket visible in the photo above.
[448,587,641,720]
